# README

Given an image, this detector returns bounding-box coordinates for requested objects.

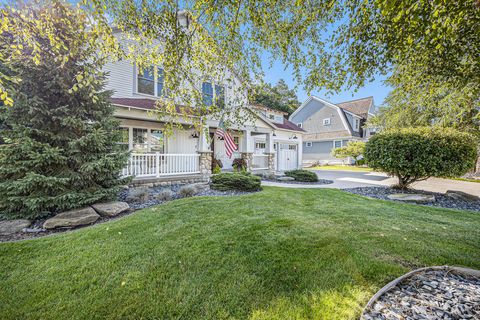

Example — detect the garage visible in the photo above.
[277,143,298,171]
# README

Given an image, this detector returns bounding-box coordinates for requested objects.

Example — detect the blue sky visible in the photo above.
[261,58,392,106]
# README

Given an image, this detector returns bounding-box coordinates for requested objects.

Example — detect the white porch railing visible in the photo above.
[252,154,269,170]
[122,153,200,178]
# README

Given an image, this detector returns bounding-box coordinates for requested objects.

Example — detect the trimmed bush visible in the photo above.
[156,189,173,201]
[331,141,366,162]
[284,169,318,182]
[232,158,247,172]
[178,186,196,198]
[364,127,478,189]
[211,173,262,192]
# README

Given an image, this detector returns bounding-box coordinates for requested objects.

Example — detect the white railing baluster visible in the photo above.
[121,153,201,178]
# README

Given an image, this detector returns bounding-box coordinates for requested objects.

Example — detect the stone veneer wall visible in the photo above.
[198,151,213,178]
[266,153,275,173]
[241,152,253,172]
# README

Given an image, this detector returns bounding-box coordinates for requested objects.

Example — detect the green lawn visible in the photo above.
[1,188,479,320]
[308,165,373,172]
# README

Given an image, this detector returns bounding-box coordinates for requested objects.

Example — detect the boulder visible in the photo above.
[43,207,99,229]
[387,193,435,203]
[0,219,31,236]
[91,201,130,217]
[445,190,480,202]
[277,176,295,182]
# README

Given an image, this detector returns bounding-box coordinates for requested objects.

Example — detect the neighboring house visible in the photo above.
[103,22,303,183]
[289,96,376,165]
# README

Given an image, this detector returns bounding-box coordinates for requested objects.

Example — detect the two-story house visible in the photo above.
[289,96,376,165]
[103,25,303,183]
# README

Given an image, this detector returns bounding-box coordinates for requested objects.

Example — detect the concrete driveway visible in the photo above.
[262,170,480,197]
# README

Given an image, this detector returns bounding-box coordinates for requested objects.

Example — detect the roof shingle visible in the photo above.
[336,96,373,119]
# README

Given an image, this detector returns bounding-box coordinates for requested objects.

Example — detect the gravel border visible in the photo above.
[344,186,480,212]
[362,266,480,319]
[262,178,334,185]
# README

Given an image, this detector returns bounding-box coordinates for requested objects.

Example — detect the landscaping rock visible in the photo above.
[91,201,130,217]
[0,219,31,236]
[446,190,479,202]
[277,176,295,182]
[191,182,210,192]
[43,207,100,229]
[387,193,435,203]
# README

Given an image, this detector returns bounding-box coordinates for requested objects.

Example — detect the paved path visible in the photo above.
[262,170,480,196]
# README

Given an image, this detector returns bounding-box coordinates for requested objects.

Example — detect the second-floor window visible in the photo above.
[202,82,225,107]
[137,66,165,97]
[354,118,360,131]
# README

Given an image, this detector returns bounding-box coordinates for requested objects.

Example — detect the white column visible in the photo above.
[265,131,275,154]
[297,136,303,169]
[128,127,133,151]
[197,125,210,152]
[243,129,254,153]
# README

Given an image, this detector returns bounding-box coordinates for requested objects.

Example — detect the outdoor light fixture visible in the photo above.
[191,132,199,138]
[273,132,277,137]
[289,134,298,140]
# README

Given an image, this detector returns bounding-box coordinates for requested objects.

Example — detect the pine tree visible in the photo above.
[0,2,129,219]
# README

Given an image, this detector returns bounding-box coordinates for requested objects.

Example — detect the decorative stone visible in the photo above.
[0,219,31,236]
[446,190,480,202]
[190,182,210,192]
[387,193,435,203]
[91,201,130,217]
[277,176,295,182]
[43,207,100,229]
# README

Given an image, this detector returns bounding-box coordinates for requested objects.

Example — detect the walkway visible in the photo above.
[262,170,480,197]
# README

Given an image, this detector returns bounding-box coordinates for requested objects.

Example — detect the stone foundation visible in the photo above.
[241,152,254,172]
[266,152,275,172]
[128,175,209,188]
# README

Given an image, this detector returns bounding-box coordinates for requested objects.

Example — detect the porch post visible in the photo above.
[128,127,133,151]
[265,131,275,172]
[241,129,254,171]
[197,124,212,180]
[197,124,210,153]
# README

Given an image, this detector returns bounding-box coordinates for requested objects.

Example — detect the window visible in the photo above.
[202,82,225,107]
[137,66,154,96]
[288,145,297,150]
[255,142,266,149]
[274,115,284,123]
[133,128,148,151]
[268,114,275,120]
[215,84,225,108]
[297,123,303,128]
[137,66,165,97]
[354,118,360,131]
[323,118,331,126]
[149,130,165,153]
[116,127,129,151]
[305,142,312,148]
[333,140,342,149]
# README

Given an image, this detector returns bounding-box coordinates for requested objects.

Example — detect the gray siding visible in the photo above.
[291,99,347,134]
[303,140,349,161]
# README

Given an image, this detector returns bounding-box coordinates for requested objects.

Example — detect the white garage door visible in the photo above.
[277,143,298,171]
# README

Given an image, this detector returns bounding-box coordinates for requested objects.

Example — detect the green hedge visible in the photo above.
[284,169,318,182]
[364,127,478,189]
[211,173,262,192]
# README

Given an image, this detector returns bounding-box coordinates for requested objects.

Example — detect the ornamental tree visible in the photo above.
[332,141,365,162]
[0,2,129,219]
[364,127,477,189]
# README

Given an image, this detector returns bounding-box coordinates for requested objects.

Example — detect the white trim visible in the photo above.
[333,140,343,148]
[289,96,352,135]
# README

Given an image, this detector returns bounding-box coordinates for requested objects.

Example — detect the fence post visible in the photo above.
[155,152,160,177]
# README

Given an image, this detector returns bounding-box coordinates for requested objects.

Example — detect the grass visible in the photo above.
[1,187,479,319]
[308,165,373,172]
[451,177,480,183]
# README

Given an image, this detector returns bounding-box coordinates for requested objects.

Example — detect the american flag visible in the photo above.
[216,121,238,158]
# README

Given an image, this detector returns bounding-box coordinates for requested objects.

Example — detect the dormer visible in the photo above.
[252,104,288,124]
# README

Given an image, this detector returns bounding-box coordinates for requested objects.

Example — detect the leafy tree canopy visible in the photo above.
[252,79,300,115]
[1,0,479,130]
[332,141,365,162]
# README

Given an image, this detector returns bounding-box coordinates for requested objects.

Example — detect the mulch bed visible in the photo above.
[344,187,480,212]
[363,268,480,320]
[262,178,334,185]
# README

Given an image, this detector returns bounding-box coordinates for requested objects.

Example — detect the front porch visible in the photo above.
[118,119,279,181]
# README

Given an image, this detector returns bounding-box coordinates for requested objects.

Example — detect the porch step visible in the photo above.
[130,174,207,187]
